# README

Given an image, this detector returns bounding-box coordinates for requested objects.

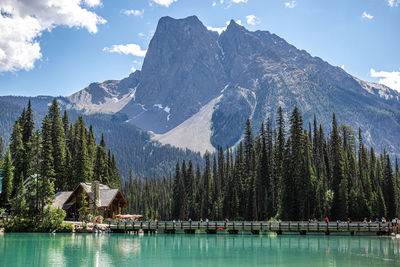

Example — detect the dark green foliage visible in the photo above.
[1,149,14,208]
[48,99,66,192]
[1,100,122,231]
[4,207,67,233]
[330,113,347,219]
[40,115,56,213]
[93,134,109,185]
[122,106,400,221]
[3,102,400,222]
[10,121,24,195]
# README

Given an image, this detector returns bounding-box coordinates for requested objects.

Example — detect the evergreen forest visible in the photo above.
[0,99,120,229]
[123,107,400,222]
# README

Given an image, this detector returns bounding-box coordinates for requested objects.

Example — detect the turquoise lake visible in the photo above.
[1,233,400,266]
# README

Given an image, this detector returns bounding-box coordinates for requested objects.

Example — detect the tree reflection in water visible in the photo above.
[1,233,400,266]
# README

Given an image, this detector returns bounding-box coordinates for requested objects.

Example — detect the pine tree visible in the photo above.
[62,110,70,135]
[10,121,24,196]
[275,107,286,216]
[1,149,14,208]
[40,115,56,215]
[172,162,183,219]
[48,99,66,191]
[21,100,35,182]
[280,137,295,220]
[109,154,121,188]
[93,134,109,185]
[395,159,400,216]
[201,153,211,219]
[185,160,195,219]
[72,117,90,185]
[330,113,347,220]
[31,130,42,215]
[289,107,305,219]
[383,155,397,219]
[87,125,96,180]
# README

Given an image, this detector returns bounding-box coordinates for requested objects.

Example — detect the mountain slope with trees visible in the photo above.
[0,96,204,178]
[122,107,400,221]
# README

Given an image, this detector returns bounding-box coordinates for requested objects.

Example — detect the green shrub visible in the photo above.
[5,206,67,233]
[4,217,36,232]
[57,222,74,233]
[36,207,66,232]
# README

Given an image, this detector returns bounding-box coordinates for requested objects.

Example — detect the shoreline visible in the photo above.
[1,220,398,237]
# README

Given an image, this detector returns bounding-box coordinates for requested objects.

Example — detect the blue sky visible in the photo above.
[0,0,399,96]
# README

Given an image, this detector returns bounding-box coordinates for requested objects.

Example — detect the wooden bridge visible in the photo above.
[107,221,398,236]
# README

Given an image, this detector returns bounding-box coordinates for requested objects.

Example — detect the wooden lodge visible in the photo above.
[53,182,128,219]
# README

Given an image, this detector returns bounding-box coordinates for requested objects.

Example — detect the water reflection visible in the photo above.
[1,233,400,266]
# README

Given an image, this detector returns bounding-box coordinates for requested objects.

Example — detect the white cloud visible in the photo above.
[370,68,400,92]
[206,25,226,34]
[388,0,400,7]
[122,9,144,17]
[219,0,247,7]
[0,0,106,72]
[103,44,147,57]
[83,0,101,7]
[362,12,374,19]
[246,15,260,25]
[212,1,217,7]
[152,0,177,7]
[284,1,296,8]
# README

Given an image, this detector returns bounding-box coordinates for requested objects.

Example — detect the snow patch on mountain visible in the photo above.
[153,103,171,120]
[130,85,138,100]
[152,95,222,154]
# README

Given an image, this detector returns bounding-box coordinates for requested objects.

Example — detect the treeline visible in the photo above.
[123,107,400,221]
[0,99,120,218]
[0,96,205,179]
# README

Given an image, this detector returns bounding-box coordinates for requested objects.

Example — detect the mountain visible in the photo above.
[0,96,203,179]
[65,15,400,156]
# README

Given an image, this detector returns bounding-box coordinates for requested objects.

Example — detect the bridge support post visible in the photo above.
[228,229,239,234]
[184,229,196,234]
[251,230,260,235]
[206,229,217,234]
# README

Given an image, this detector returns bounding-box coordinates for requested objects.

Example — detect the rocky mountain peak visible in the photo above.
[226,19,246,32]
[66,16,400,156]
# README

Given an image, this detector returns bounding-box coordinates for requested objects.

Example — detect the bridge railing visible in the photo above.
[107,221,394,232]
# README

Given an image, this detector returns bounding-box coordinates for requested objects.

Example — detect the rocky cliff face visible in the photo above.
[67,16,400,155]
[67,71,141,114]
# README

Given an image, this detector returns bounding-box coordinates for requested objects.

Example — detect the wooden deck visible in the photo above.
[107,221,398,236]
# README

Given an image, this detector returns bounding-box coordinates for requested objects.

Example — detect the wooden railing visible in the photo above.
[106,221,396,235]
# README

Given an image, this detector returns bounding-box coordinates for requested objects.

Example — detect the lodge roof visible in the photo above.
[54,182,126,210]
[54,191,73,209]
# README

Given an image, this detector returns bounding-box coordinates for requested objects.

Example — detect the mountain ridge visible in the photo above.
[3,15,400,157]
